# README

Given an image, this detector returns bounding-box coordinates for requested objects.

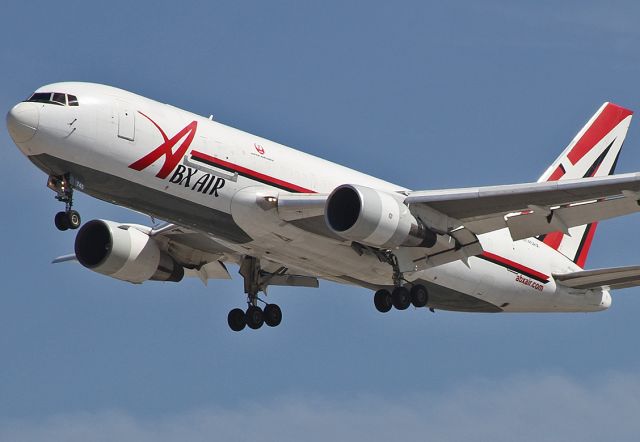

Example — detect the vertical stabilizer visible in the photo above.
[537,103,633,268]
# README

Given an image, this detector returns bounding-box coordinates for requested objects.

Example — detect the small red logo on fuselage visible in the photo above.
[254,143,265,155]
[129,112,198,179]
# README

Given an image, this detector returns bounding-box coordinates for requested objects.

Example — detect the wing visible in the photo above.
[54,222,320,287]
[150,223,322,287]
[271,173,640,272]
[405,172,640,240]
[149,223,236,284]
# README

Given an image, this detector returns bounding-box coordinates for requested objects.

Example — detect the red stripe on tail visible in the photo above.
[542,231,564,250]
[547,164,565,181]
[574,223,598,268]
[567,103,632,165]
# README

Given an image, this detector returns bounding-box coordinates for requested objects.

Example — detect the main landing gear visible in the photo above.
[374,285,429,313]
[228,303,282,332]
[373,251,430,313]
[48,174,81,231]
[227,256,283,332]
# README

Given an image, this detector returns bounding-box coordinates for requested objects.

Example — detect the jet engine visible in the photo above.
[325,184,437,249]
[74,220,184,283]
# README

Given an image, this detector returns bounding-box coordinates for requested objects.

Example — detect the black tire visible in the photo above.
[374,289,393,313]
[227,308,246,332]
[54,211,69,231]
[392,287,411,310]
[67,210,81,229]
[264,304,282,327]
[410,284,429,308]
[245,306,264,330]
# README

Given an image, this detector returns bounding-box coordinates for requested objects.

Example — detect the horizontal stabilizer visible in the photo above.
[554,265,640,290]
[52,253,78,264]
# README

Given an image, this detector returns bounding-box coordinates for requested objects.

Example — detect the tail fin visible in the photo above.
[537,102,633,268]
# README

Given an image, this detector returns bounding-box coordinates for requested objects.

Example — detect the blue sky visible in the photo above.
[2,1,640,440]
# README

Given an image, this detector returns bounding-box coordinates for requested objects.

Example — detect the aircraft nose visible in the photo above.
[6,102,39,143]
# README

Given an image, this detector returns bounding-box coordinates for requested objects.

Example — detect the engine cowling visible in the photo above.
[325,184,436,249]
[74,220,184,283]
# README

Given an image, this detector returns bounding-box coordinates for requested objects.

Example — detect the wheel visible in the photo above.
[227,308,246,332]
[392,287,411,310]
[67,210,81,229]
[374,289,393,313]
[54,211,69,231]
[410,284,428,308]
[264,304,282,327]
[245,306,264,329]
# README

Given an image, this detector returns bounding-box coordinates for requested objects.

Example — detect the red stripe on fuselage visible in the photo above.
[566,103,632,165]
[481,251,549,282]
[190,150,316,193]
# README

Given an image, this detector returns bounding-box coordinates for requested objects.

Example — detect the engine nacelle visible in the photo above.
[325,184,437,249]
[74,220,184,284]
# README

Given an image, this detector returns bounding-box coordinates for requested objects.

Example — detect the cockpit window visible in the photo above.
[27,92,53,104]
[25,92,79,106]
[52,93,66,105]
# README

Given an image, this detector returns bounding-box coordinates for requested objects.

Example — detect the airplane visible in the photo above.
[7,82,640,332]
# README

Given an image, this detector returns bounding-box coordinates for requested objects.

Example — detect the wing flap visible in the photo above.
[554,265,640,290]
[506,196,640,241]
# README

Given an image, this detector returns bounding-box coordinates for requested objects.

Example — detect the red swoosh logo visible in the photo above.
[129,112,198,179]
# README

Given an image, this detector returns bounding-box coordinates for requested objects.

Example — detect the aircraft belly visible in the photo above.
[28,153,253,244]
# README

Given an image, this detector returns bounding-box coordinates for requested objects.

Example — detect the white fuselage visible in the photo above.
[9,82,611,313]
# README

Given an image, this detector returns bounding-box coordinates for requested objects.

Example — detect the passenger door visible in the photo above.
[117,100,135,141]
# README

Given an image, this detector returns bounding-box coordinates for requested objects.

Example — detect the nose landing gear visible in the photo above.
[54,209,81,231]
[48,175,81,231]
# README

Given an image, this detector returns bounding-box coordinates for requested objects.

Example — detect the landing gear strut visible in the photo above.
[373,251,430,313]
[227,256,283,332]
[48,174,81,231]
